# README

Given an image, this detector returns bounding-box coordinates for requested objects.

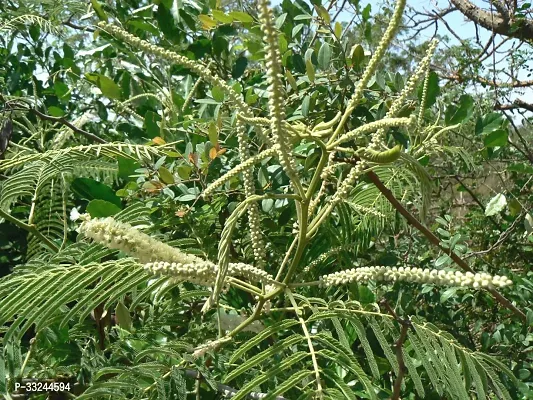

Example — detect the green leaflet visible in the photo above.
[262,370,313,400]
[225,333,305,382]
[229,319,300,363]
[230,351,309,400]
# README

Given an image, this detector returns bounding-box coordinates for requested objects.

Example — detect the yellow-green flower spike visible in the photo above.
[98,22,250,116]
[370,39,438,149]
[328,0,407,144]
[257,0,304,197]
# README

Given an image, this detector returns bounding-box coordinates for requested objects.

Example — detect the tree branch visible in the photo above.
[29,109,107,144]
[450,0,533,40]
[441,72,533,88]
[496,98,533,112]
[365,168,525,321]
[380,300,411,400]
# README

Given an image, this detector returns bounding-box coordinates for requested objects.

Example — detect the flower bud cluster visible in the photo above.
[258,0,302,197]
[369,39,437,149]
[303,244,353,273]
[203,148,276,198]
[79,217,201,264]
[144,261,275,286]
[144,261,218,286]
[235,118,267,269]
[345,0,406,111]
[334,117,413,147]
[331,160,366,204]
[308,180,327,216]
[319,266,513,289]
[389,39,438,120]
[227,262,274,283]
[320,162,348,180]
[351,204,385,217]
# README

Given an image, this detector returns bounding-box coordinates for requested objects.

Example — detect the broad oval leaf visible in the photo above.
[158,166,175,184]
[318,42,331,69]
[444,94,473,125]
[483,129,508,148]
[305,59,315,82]
[198,14,217,29]
[86,199,121,218]
[212,10,233,24]
[485,193,507,216]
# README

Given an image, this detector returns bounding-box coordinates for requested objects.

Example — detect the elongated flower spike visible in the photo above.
[79,216,276,286]
[369,39,438,149]
[330,117,414,148]
[203,148,277,198]
[417,69,431,131]
[144,261,275,286]
[328,0,407,145]
[236,118,267,269]
[79,216,202,264]
[98,22,250,116]
[257,0,305,197]
[323,0,407,219]
[320,266,512,289]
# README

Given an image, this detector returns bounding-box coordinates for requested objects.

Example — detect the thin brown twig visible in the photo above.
[334,154,526,321]
[465,211,526,259]
[29,109,107,143]
[380,300,411,400]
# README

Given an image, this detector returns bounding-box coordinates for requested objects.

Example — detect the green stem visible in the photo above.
[274,236,298,281]
[286,288,324,398]
[0,209,59,252]
[227,278,263,296]
[306,202,334,239]
[282,202,309,284]
[305,139,329,201]
[227,299,266,337]
[268,305,394,319]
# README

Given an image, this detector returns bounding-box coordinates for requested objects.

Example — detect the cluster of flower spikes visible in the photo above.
[319,265,513,289]
[79,216,274,287]
[97,22,269,272]
[324,0,409,207]
[368,39,438,150]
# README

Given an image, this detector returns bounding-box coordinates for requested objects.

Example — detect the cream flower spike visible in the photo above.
[79,216,201,264]
[203,148,277,198]
[236,118,267,269]
[320,266,512,289]
[98,22,249,115]
[79,216,276,285]
[143,261,275,286]
[328,0,407,145]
